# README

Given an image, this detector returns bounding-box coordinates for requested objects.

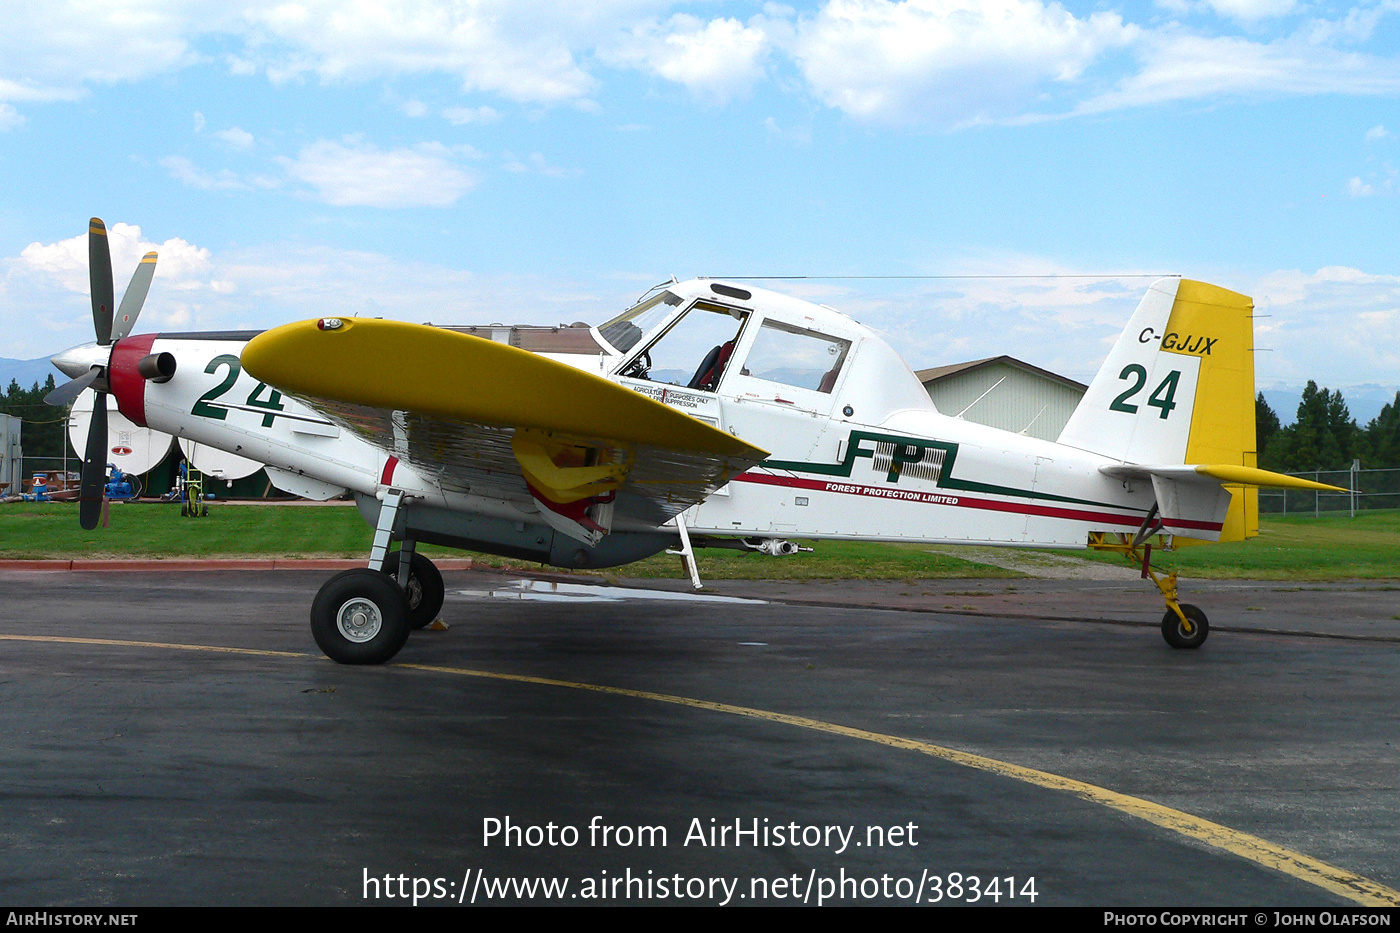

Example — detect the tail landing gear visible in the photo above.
[1162,603,1209,650]
[1089,528,1210,650]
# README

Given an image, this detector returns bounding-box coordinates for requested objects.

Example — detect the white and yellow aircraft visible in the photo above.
[49,219,1339,664]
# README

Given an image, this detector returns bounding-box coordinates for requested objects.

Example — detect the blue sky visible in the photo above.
[2,0,1399,401]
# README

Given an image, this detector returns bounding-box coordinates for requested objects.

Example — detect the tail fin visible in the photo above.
[1058,278,1258,541]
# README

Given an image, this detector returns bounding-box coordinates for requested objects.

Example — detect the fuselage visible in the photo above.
[67,278,1158,563]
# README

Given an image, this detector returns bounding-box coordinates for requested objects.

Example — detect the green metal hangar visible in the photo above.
[915,356,1087,442]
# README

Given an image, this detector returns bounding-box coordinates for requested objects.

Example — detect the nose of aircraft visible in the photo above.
[50,342,109,379]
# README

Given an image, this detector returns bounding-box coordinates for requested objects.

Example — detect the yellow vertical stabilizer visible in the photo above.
[1165,281,1257,542]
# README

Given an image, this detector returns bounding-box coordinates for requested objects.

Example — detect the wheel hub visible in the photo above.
[336,597,382,643]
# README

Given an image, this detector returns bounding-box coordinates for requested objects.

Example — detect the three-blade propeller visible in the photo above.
[43,218,159,529]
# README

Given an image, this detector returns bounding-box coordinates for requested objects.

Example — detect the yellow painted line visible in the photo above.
[6,633,1397,905]
[0,634,308,660]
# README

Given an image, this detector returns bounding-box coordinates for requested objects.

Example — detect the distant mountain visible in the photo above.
[1262,384,1400,427]
[0,357,60,392]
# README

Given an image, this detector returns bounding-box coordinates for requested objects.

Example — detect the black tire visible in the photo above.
[381,551,445,630]
[311,568,410,664]
[1162,603,1209,649]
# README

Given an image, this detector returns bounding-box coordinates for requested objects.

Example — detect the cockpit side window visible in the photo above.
[739,320,851,394]
[619,300,749,391]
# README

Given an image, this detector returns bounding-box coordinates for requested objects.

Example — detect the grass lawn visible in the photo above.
[1,501,1396,581]
[1049,509,1400,580]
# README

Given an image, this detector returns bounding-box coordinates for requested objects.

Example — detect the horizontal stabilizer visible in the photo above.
[1100,463,1345,492]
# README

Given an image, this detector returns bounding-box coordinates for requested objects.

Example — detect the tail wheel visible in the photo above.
[381,551,445,630]
[311,568,410,664]
[1162,604,1209,649]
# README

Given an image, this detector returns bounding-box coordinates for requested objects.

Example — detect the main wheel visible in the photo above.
[311,568,410,664]
[381,551,445,630]
[1162,603,1209,649]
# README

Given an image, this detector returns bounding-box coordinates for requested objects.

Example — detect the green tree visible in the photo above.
[1265,381,1362,472]
[1256,392,1280,458]
[1365,392,1400,469]
[0,374,66,461]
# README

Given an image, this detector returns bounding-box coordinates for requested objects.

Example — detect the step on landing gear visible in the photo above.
[1089,510,1209,650]
[310,488,444,664]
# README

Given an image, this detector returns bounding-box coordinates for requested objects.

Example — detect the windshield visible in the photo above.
[619,300,749,391]
[597,290,683,354]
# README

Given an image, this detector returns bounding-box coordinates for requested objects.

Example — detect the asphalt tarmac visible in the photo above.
[1,567,1398,907]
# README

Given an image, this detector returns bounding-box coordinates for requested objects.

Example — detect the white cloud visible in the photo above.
[236,0,602,103]
[606,14,770,103]
[1,233,640,358]
[791,0,1136,126]
[214,126,256,149]
[0,77,85,104]
[502,151,578,177]
[1076,32,1400,115]
[760,262,1161,382]
[1251,266,1400,386]
[8,224,1397,393]
[0,3,209,102]
[443,105,500,125]
[1202,0,1296,23]
[19,222,214,294]
[282,138,479,207]
[1348,175,1376,196]
[6,0,1400,138]
[773,263,1400,389]
[1366,124,1389,141]
[765,116,812,144]
[161,155,249,191]
[0,1,650,109]
[4,222,227,350]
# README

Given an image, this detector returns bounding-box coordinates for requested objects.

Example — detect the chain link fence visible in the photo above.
[1257,465,1400,515]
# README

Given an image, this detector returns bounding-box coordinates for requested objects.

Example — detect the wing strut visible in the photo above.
[667,512,703,591]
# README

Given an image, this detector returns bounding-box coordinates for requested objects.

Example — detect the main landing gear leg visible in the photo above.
[310,488,415,665]
[382,541,445,631]
[1089,525,1209,650]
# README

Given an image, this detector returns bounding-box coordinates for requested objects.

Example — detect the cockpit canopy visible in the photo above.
[596,279,932,424]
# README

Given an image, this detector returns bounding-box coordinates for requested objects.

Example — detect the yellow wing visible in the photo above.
[242,318,768,531]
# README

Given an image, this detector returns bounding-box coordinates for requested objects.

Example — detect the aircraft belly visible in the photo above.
[354,494,673,569]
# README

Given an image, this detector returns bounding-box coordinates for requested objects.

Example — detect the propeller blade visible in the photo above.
[89,218,114,346]
[78,390,109,530]
[111,251,158,342]
[43,368,102,408]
